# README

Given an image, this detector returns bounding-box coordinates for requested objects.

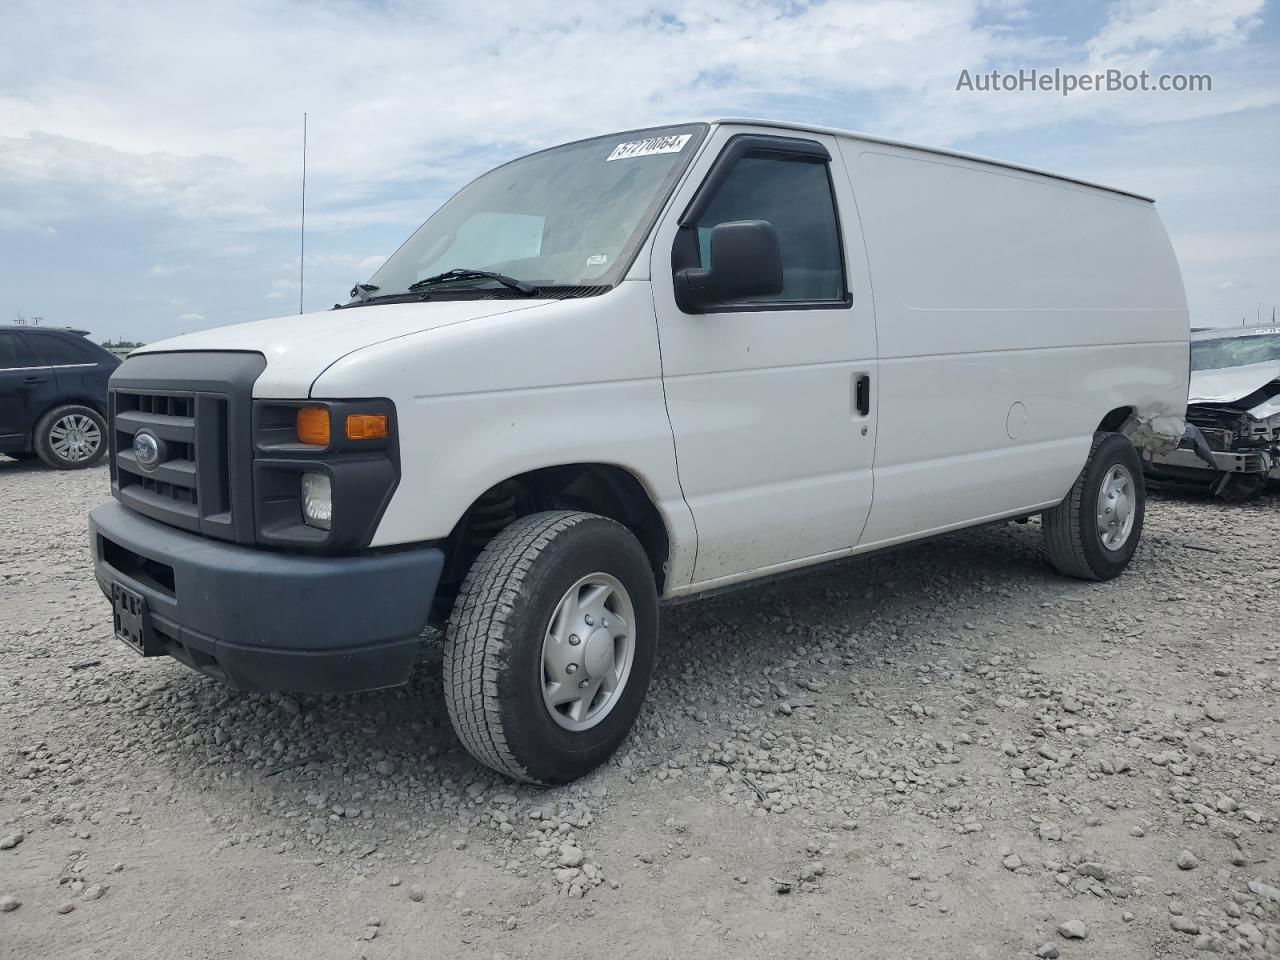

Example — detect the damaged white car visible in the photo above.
[1145,326,1280,501]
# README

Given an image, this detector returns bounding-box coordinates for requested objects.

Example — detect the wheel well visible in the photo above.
[1096,406,1134,434]
[40,396,108,421]
[436,464,670,617]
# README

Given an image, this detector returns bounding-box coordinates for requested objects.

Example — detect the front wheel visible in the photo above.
[1042,432,1145,581]
[444,511,658,784]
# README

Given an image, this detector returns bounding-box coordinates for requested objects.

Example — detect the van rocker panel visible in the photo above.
[89,500,441,693]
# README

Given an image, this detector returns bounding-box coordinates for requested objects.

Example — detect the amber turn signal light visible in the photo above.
[346,413,389,440]
[296,407,331,445]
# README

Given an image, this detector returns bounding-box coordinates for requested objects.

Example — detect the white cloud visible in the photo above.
[177,312,204,323]
[265,276,299,302]
[1170,229,1280,266]
[0,207,55,234]
[267,252,389,302]
[148,263,190,278]
[1089,0,1264,61]
[4,0,1259,237]
[211,243,257,257]
[1,0,1271,244]
[0,0,1274,336]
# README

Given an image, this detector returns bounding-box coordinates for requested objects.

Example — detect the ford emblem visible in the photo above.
[133,431,161,469]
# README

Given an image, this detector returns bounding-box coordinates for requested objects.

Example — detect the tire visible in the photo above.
[1042,432,1145,581]
[34,404,107,470]
[444,511,659,785]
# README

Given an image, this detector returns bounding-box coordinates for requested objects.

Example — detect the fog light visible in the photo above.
[301,472,332,530]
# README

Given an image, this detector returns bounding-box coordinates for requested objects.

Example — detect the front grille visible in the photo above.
[113,390,226,531]
[108,351,266,544]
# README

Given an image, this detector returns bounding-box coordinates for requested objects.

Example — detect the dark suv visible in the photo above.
[0,326,121,469]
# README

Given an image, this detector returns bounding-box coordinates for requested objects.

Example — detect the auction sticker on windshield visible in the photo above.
[606,134,692,161]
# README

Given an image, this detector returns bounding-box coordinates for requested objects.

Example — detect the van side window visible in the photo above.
[692,155,845,303]
[0,332,37,370]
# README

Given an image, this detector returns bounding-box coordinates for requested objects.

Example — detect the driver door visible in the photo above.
[649,128,878,589]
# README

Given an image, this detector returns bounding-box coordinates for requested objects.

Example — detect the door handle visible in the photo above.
[855,374,871,416]
[23,376,47,384]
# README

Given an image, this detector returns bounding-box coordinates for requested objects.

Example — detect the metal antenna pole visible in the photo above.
[300,112,307,315]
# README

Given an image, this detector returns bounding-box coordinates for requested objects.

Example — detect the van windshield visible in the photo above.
[1191,331,1280,371]
[363,124,707,299]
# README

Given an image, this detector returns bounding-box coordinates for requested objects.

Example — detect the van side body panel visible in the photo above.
[297,123,1187,601]
[838,138,1188,548]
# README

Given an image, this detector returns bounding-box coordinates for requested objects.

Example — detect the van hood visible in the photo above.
[1189,359,1280,405]
[132,298,557,397]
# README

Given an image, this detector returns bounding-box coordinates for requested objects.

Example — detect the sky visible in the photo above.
[1,0,1277,342]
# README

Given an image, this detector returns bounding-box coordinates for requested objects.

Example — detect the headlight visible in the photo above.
[301,472,332,529]
[254,398,397,549]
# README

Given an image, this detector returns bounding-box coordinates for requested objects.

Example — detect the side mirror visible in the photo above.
[674,220,783,311]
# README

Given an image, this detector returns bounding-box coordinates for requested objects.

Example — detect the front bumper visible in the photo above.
[89,500,442,693]
[1146,447,1278,479]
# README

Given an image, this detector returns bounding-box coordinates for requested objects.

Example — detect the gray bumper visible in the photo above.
[1146,447,1276,478]
[89,500,442,693]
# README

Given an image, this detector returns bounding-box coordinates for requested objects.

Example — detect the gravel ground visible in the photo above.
[2,455,1278,959]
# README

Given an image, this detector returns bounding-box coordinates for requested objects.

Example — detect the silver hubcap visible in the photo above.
[50,414,101,462]
[1096,463,1136,551]
[541,572,636,732]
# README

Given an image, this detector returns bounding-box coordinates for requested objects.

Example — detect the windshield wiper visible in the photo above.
[408,268,538,295]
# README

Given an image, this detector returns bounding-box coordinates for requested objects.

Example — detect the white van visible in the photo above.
[90,119,1189,783]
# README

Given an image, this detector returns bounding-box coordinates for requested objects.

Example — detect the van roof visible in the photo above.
[713,117,1155,204]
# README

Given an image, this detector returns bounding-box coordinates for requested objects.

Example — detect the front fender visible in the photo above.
[310,282,697,588]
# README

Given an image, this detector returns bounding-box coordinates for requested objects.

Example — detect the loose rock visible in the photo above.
[1057,920,1087,940]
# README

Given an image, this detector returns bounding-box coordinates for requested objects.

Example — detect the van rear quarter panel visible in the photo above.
[839,138,1188,546]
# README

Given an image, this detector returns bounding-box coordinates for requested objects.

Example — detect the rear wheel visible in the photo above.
[444,511,658,784]
[34,405,107,470]
[1042,432,1145,581]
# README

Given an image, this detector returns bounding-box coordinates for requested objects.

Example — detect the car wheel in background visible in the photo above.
[34,404,108,470]
[1042,432,1145,581]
